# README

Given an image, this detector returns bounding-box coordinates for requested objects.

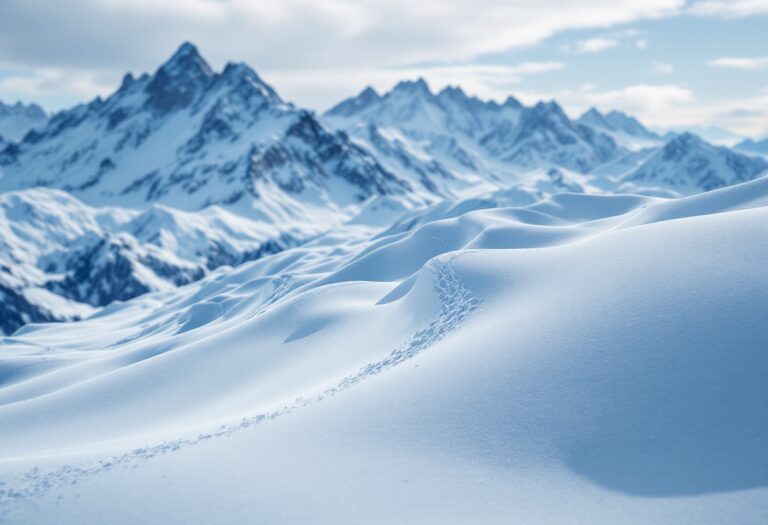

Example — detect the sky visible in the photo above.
[0,0,766,141]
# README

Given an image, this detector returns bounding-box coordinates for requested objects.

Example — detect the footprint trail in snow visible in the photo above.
[0,258,479,515]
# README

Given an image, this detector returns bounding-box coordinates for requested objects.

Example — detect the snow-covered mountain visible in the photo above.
[325,81,626,196]
[0,44,418,226]
[0,100,48,142]
[735,136,768,156]
[2,44,765,337]
[2,39,768,523]
[621,132,768,194]
[0,187,312,335]
[577,107,661,150]
[326,82,768,199]
[2,175,767,524]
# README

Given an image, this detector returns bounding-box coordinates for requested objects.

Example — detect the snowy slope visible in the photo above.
[622,132,768,194]
[0,101,48,142]
[0,44,418,226]
[577,107,661,150]
[0,188,313,335]
[1,176,767,523]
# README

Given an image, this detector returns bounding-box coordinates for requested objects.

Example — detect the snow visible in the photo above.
[0,101,48,142]
[619,132,768,194]
[1,42,767,524]
[0,187,313,334]
[1,175,767,523]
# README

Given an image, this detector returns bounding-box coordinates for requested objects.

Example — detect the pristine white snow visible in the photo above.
[1,176,767,524]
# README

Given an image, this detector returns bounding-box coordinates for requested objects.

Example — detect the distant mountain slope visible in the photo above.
[735,136,768,156]
[577,107,661,150]
[622,132,768,194]
[324,81,625,196]
[0,101,48,142]
[0,43,418,225]
[0,187,312,335]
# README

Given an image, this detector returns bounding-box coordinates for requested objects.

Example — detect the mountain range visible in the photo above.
[736,136,768,156]
[0,42,766,334]
[2,41,768,524]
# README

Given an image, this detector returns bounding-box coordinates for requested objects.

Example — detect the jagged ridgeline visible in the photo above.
[0,43,415,223]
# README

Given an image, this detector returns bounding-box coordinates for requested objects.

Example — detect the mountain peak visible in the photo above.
[325,86,382,117]
[531,100,568,119]
[735,136,768,154]
[145,42,214,114]
[359,86,380,98]
[671,131,702,145]
[159,42,212,77]
[219,61,283,104]
[660,132,705,161]
[502,95,523,109]
[391,78,431,97]
[438,85,467,99]
[581,107,604,120]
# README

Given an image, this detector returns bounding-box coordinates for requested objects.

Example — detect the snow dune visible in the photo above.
[1,177,767,524]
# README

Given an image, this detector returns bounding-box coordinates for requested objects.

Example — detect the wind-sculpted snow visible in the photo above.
[0,258,479,516]
[1,177,768,524]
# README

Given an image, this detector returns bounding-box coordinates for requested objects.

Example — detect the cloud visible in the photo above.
[0,0,683,71]
[571,37,619,54]
[688,0,768,17]
[271,62,564,110]
[512,83,768,136]
[562,29,649,54]
[0,67,116,108]
[651,61,675,74]
[708,57,768,70]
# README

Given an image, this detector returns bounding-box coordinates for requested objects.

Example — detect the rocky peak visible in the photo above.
[144,42,215,115]
[662,132,701,161]
[325,86,382,117]
[218,61,282,105]
[390,78,432,98]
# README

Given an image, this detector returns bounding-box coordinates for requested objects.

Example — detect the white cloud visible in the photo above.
[0,67,115,107]
[562,29,649,54]
[708,57,768,70]
[688,0,768,17]
[579,84,694,121]
[0,0,685,73]
[271,62,564,110]
[0,0,686,109]
[651,61,675,74]
[572,37,619,53]
[512,83,768,136]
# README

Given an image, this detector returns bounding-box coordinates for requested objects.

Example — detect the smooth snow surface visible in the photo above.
[1,177,767,524]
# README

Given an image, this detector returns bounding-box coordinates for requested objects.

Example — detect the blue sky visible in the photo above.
[0,0,766,140]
